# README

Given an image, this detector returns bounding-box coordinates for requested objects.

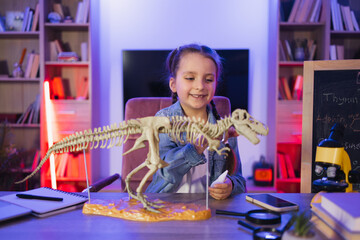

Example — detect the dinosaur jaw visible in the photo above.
[233,122,269,145]
[235,126,260,145]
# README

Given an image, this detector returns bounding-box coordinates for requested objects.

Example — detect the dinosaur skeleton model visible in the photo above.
[16,109,268,212]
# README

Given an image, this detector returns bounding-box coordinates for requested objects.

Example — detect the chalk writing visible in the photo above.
[345,141,360,151]
[322,92,359,105]
[316,114,360,132]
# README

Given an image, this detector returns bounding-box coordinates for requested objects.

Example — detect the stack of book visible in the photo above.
[311,192,360,240]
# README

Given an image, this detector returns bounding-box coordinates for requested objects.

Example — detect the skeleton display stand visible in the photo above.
[17,109,268,221]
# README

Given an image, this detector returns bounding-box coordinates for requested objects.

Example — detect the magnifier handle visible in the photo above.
[216,209,245,217]
[238,219,256,231]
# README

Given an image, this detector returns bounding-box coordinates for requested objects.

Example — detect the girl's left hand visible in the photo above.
[208,177,233,200]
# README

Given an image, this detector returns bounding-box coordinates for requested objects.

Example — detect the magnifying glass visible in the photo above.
[237,215,294,240]
[216,209,281,225]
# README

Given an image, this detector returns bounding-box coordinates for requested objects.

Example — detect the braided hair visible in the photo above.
[166,44,223,120]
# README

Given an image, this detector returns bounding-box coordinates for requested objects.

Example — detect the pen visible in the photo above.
[16,194,63,202]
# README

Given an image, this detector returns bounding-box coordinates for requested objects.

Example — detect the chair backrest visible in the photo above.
[121,96,231,191]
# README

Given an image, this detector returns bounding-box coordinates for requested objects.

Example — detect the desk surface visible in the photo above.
[0,192,315,240]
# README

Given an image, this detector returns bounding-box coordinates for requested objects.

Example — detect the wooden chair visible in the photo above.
[121,96,231,191]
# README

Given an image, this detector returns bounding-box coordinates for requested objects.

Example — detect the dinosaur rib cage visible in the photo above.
[16,115,233,184]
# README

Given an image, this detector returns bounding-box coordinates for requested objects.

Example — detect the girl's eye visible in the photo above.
[185,77,195,80]
[206,78,214,83]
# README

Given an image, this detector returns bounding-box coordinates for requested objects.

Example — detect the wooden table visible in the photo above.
[0,192,315,239]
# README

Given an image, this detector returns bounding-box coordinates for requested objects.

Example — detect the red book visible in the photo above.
[277,153,288,179]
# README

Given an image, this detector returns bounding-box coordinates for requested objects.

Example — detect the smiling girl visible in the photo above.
[146,44,246,199]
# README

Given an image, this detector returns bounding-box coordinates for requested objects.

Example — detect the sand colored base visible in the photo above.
[82,197,211,222]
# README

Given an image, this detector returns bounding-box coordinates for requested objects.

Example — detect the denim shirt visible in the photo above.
[146,101,246,195]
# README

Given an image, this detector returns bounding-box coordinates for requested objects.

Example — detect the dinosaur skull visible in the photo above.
[231,109,269,144]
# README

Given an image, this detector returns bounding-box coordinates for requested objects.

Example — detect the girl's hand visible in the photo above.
[208,177,233,200]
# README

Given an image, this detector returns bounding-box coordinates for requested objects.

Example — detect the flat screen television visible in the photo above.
[122,49,249,112]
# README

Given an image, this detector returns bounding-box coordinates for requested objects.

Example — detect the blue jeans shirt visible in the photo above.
[146,101,246,195]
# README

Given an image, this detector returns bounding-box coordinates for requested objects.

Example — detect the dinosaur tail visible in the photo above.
[15,144,57,184]
[15,130,89,184]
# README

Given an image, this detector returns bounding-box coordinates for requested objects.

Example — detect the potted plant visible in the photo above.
[282,210,317,240]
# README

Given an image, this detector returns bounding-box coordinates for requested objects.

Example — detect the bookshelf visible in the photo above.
[0,0,42,190]
[276,0,360,192]
[40,0,91,192]
[0,0,91,192]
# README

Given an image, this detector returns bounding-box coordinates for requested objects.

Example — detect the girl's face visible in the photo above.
[169,53,217,117]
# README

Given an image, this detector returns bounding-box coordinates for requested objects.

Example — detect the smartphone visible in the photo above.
[246,194,299,212]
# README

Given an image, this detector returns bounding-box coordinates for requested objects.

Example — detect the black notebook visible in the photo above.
[0,187,88,218]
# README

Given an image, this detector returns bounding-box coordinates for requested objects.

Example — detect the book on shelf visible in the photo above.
[279,41,287,61]
[21,7,30,32]
[320,192,360,232]
[81,42,88,62]
[52,77,66,99]
[351,11,360,31]
[31,3,39,31]
[331,0,345,31]
[76,76,89,100]
[0,187,88,218]
[16,94,40,124]
[54,39,64,55]
[287,0,301,22]
[82,0,90,23]
[283,153,296,178]
[24,53,34,78]
[283,39,294,61]
[294,0,313,23]
[277,152,288,179]
[277,151,297,179]
[336,45,344,60]
[49,41,59,61]
[30,53,39,78]
[330,44,337,60]
[279,77,293,100]
[75,0,90,23]
[56,154,69,178]
[0,60,9,77]
[75,1,84,23]
[308,41,317,60]
[278,77,287,100]
[309,0,322,23]
[31,150,41,171]
[340,4,354,31]
[0,15,5,32]
[312,202,360,240]
[26,9,34,32]
[21,7,35,32]
[17,102,33,124]
[293,74,303,100]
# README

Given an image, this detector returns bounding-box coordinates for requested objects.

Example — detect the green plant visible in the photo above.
[291,210,314,237]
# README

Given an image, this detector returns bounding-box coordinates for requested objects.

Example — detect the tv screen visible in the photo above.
[122,49,249,112]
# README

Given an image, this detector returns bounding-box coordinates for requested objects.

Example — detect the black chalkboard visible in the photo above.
[311,70,360,191]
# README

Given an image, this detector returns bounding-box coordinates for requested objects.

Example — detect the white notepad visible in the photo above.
[0,187,88,218]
